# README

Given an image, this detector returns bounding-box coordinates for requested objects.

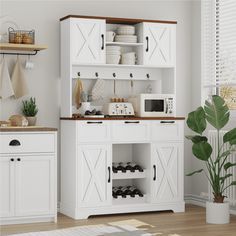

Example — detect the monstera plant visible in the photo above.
[186,95,236,203]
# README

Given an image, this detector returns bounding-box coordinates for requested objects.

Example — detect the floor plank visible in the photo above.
[1,205,236,236]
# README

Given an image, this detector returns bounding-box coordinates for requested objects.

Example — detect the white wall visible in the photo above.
[1,0,194,198]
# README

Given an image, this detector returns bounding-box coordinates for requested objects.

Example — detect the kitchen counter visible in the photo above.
[0,126,58,132]
[60,116,185,120]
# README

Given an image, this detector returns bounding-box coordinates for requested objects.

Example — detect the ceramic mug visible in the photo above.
[121,52,137,65]
[106,31,116,42]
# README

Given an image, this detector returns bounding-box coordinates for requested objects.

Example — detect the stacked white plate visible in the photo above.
[115,25,137,43]
[106,46,121,64]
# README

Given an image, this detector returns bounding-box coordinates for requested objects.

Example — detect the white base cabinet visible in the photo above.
[60,119,184,219]
[0,131,57,225]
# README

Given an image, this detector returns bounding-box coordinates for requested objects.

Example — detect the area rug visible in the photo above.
[10,219,158,236]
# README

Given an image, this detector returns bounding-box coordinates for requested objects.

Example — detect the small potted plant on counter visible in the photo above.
[186,95,236,224]
[22,97,38,126]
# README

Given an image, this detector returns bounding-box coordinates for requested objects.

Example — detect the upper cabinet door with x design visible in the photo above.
[151,143,183,203]
[143,23,176,66]
[77,144,112,207]
[70,18,106,64]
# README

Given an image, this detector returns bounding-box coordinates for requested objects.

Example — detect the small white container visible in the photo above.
[106,31,116,42]
[206,201,230,224]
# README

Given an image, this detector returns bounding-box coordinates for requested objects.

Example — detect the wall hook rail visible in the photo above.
[0,50,39,56]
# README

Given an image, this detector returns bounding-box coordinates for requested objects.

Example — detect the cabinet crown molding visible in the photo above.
[60,15,177,25]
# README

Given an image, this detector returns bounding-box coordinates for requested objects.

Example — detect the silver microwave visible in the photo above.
[128,94,175,117]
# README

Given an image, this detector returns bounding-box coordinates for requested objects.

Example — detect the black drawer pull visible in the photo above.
[10,158,14,162]
[153,165,156,181]
[160,121,175,124]
[87,121,103,124]
[124,121,140,124]
[108,166,111,183]
[9,139,21,146]
[17,158,21,161]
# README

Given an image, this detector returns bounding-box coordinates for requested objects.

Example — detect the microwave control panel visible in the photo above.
[166,98,174,114]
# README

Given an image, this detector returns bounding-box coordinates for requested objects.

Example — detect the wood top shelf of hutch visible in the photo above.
[60,15,177,24]
[0,43,47,52]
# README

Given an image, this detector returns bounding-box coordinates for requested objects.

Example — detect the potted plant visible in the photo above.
[22,97,38,126]
[186,95,236,224]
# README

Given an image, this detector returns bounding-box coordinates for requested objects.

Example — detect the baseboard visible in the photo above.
[184,194,236,215]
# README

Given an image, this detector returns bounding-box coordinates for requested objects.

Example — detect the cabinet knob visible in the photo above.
[17,158,21,161]
[9,139,21,146]
[10,158,14,162]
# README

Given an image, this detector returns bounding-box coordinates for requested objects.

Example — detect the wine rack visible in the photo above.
[112,170,146,180]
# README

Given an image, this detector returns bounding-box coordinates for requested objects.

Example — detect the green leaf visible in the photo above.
[186,135,208,144]
[192,141,212,161]
[224,162,236,171]
[204,95,229,130]
[220,174,233,183]
[186,169,203,176]
[230,181,236,186]
[215,150,231,164]
[186,107,206,135]
[223,128,236,145]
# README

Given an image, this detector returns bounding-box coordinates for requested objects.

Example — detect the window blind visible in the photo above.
[202,0,236,88]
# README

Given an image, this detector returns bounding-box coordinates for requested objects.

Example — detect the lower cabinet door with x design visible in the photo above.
[151,143,183,203]
[77,144,112,207]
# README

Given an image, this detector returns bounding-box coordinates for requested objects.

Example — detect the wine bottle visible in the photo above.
[120,186,135,197]
[126,162,144,172]
[112,162,118,173]
[113,186,126,198]
[128,186,144,197]
[117,162,126,173]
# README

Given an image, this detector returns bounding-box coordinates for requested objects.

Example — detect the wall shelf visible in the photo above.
[112,170,147,180]
[0,43,47,56]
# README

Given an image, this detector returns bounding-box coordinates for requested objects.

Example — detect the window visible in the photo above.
[202,0,236,109]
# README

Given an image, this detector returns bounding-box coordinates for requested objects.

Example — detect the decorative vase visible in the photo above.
[206,201,230,224]
[26,116,37,126]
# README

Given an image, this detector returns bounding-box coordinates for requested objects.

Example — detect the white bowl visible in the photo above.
[117,25,135,35]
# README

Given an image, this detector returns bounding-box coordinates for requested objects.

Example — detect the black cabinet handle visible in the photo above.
[108,166,111,183]
[146,36,149,52]
[10,158,14,162]
[9,139,21,146]
[101,34,104,50]
[124,121,140,124]
[153,165,156,181]
[17,158,21,161]
[87,121,103,124]
[160,121,175,124]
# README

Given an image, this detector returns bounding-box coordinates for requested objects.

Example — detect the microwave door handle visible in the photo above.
[165,99,168,114]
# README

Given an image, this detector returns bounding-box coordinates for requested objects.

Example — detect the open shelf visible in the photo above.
[0,43,47,51]
[112,170,147,180]
[106,42,144,47]
[113,194,147,205]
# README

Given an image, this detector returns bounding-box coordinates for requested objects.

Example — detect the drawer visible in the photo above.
[111,120,150,143]
[0,133,55,154]
[151,120,184,141]
[77,121,110,142]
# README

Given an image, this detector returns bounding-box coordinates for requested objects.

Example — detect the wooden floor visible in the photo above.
[1,205,236,236]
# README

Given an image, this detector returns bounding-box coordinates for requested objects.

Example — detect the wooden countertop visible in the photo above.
[0,126,58,132]
[60,117,185,121]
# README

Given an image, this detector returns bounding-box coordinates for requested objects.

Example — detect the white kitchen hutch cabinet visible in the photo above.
[0,129,57,225]
[60,15,184,219]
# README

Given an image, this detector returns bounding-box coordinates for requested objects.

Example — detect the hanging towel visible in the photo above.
[91,79,105,101]
[11,57,28,99]
[0,58,14,99]
[73,79,83,109]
